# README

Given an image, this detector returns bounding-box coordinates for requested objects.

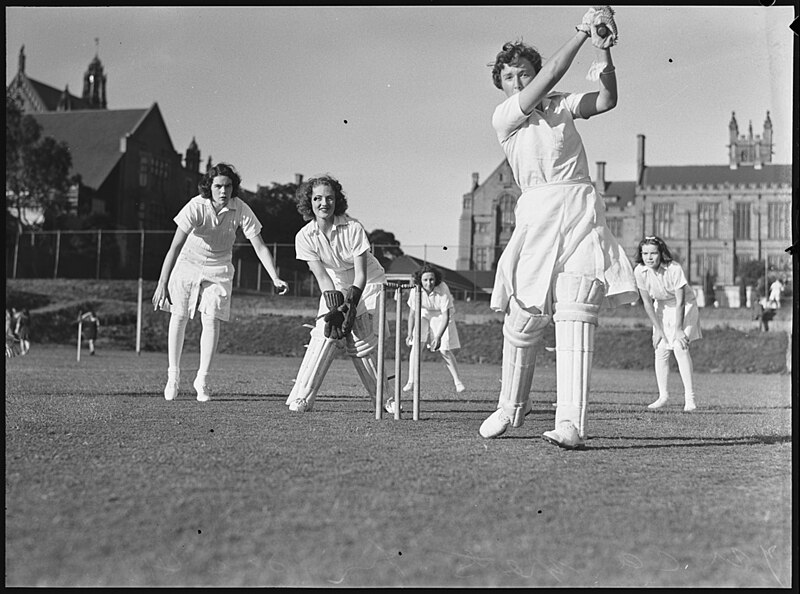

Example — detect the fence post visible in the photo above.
[96,229,102,279]
[53,230,61,279]
[12,230,20,279]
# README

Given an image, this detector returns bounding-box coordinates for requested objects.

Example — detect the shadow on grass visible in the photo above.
[572,434,792,451]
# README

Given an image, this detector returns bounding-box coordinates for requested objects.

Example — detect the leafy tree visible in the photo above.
[6,92,73,232]
[368,229,404,269]
[239,181,306,272]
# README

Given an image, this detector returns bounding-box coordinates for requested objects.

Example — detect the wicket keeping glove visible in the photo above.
[322,290,346,339]
[340,285,363,336]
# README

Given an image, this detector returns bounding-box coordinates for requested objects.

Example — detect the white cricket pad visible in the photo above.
[286,334,339,409]
[552,273,604,439]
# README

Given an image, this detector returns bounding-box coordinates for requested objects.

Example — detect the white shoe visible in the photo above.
[455,382,466,393]
[648,397,669,409]
[193,377,211,402]
[288,398,311,412]
[164,378,179,401]
[479,408,512,439]
[542,422,586,450]
[402,382,413,393]
[384,398,402,415]
[683,397,697,412]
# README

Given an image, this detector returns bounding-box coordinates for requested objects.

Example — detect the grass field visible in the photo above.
[5,345,792,587]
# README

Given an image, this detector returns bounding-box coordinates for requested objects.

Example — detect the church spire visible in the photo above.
[82,38,107,109]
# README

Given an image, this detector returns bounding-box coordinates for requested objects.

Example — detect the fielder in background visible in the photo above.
[78,310,100,356]
[479,6,638,449]
[152,162,289,402]
[403,264,466,394]
[634,236,702,412]
[286,174,396,414]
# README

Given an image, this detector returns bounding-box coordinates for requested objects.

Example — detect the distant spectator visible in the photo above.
[79,311,100,355]
[751,285,775,332]
[12,307,31,355]
[769,277,785,309]
[703,270,717,308]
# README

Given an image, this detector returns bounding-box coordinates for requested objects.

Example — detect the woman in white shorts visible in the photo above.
[404,264,465,394]
[152,162,288,402]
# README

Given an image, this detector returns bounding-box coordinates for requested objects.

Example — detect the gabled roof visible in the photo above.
[25,76,93,111]
[641,164,791,188]
[31,107,153,189]
[386,254,486,294]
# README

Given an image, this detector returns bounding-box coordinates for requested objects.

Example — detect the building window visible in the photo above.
[139,152,150,187]
[697,202,720,239]
[463,196,472,210]
[474,247,489,271]
[497,193,516,236]
[767,202,790,239]
[653,202,674,238]
[606,217,622,238]
[696,253,719,280]
[733,202,751,240]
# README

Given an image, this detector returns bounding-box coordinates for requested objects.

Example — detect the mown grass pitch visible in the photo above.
[5,346,792,587]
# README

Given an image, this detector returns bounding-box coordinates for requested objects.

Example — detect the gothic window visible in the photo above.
[497,193,516,236]
[653,202,674,238]
[767,202,790,239]
[139,152,150,188]
[733,202,751,240]
[695,253,719,280]
[697,202,719,239]
[474,247,489,271]
[606,217,623,238]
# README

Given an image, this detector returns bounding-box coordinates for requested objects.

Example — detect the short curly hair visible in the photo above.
[635,236,674,266]
[294,175,349,221]
[412,264,442,287]
[198,162,241,199]
[490,41,543,90]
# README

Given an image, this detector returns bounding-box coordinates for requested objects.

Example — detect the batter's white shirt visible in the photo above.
[493,91,589,190]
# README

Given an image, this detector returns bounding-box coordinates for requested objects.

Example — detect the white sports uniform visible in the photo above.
[164,195,262,321]
[479,89,637,446]
[634,261,702,348]
[406,282,461,350]
[288,214,387,412]
[295,214,386,317]
[491,91,637,313]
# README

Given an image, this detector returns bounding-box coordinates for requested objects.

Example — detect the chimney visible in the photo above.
[472,172,479,190]
[295,173,303,185]
[636,134,646,185]
[595,161,607,192]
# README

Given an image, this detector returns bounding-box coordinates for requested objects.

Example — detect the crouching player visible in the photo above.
[479,7,638,448]
[286,174,397,414]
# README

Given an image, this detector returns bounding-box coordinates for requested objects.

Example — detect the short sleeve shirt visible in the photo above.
[408,282,454,319]
[295,215,385,287]
[174,195,262,263]
[492,91,590,189]
[634,261,694,307]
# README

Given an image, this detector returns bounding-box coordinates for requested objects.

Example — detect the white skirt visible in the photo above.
[491,179,638,315]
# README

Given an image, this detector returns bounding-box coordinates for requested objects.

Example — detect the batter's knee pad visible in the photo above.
[285,334,339,408]
[499,298,552,426]
[552,273,605,438]
[344,313,378,358]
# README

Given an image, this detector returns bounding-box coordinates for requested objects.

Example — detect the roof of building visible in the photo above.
[24,76,94,111]
[641,163,791,188]
[602,180,636,208]
[31,106,157,190]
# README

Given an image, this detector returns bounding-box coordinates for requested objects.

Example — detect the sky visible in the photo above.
[6,4,795,269]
